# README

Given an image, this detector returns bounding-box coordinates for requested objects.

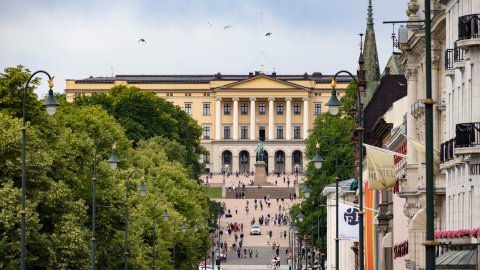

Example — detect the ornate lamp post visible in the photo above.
[124,170,147,269]
[296,212,304,268]
[91,137,120,270]
[151,200,166,270]
[193,221,198,270]
[181,222,189,270]
[162,209,178,269]
[20,71,60,270]
[327,71,363,270]
[311,137,339,270]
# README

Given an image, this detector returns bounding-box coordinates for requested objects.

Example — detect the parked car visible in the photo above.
[250,224,262,235]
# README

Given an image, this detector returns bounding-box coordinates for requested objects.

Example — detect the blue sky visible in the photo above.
[0,0,406,96]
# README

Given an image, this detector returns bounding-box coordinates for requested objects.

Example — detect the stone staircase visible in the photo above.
[224,186,296,199]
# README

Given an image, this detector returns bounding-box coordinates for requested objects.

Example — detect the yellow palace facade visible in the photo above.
[66,71,349,175]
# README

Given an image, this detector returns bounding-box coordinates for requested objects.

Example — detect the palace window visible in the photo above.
[241,103,248,115]
[203,126,210,139]
[259,103,266,115]
[203,103,211,115]
[184,103,192,115]
[224,126,231,139]
[294,126,301,139]
[203,152,210,164]
[277,103,284,115]
[294,103,301,115]
[277,126,284,139]
[314,103,322,115]
[166,92,173,96]
[241,126,248,139]
[224,103,231,115]
[185,93,192,96]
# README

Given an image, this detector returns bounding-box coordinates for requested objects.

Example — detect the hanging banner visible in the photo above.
[365,144,397,191]
[338,202,359,241]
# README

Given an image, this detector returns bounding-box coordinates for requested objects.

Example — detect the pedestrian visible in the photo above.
[284,230,287,239]
[240,223,244,232]
[235,207,238,215]
[287,179,290,187]
[237,248,241,258]
[249,249,253,259]
[255,249,259,258]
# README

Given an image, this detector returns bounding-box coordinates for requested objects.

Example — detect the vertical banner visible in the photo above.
[338,202,359,241]
[365,182,379,270]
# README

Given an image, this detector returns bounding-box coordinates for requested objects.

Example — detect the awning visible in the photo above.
[436,249,477,269]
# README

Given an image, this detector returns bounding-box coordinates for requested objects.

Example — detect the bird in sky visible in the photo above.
[207,21,213,27]
[265,32,272,37]
[224,25,232,29]
[138,39,146,44]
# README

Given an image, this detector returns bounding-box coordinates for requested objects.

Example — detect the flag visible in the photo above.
[338,202,359,241]
[404,135,440,174]
[365,144,398,191]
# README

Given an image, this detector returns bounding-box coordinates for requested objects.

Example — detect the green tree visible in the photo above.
[73,86,205,179]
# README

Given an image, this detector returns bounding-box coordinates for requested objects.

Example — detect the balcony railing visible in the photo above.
[455,122,480,147]
[444,49,454,70]
[440,139,455,163]
[459,14,480,40]
[454,41,466,62]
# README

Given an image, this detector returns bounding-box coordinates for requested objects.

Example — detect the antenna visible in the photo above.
[359,33,364,52]
[261,11,265,74]
[111,66,114,77]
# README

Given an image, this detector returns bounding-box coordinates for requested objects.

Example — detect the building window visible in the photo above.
[184,103,192,115]
[224,126,231,139]
[241,103,248,115]
[203,103,211,115]
[166,92,173,97]
[277,126,284,139]
[224,103,231,115]
[259,103,266,115]
[241,126,248,139]
[203,92,210,96]
[294,103,301,115]
[294,126,301,139]
[277,103,284,115]
[203,126,210,139]
[185,93,192,96]
[203,153,210,164]
[314,103,322,115]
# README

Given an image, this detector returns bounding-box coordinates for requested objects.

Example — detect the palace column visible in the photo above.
[250,97,256,140]
[215,97,222,140]
[303,97,309,139]
[268,97,275,141]
[286,97,292,140]
[233,97,239,140]
[406,67,418,163]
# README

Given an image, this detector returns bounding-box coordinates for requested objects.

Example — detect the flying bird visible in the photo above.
[207,21,213,27]
[265,32,272,37]
[224,25,232,29]
[138,39,146,44]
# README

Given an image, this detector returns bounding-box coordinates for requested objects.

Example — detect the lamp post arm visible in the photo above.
[93,136,116,177]
[21,70,53,270]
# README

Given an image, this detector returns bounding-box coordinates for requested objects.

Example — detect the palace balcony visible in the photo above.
[441,122,480,163]
[456,14,480,49]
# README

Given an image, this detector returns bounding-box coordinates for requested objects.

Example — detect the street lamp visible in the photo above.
[327,71,364,270]
[20,71,60,270]
[193,221,198,270]
[151,199,165,270]
[91,137,120,270]
[311,137,339,270]
[162,208,178,269]
[124,170,147,270]
[201,220,207,269]
[181,222,189,270]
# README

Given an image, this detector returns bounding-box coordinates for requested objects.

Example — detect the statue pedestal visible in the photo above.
[254,162,268,185]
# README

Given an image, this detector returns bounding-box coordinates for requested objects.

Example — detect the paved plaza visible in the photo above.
[206,173,303,269]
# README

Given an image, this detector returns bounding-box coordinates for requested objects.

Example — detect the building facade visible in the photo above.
[65,72,350,175]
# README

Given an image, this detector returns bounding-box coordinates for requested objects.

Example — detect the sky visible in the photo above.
[0,0,407,97]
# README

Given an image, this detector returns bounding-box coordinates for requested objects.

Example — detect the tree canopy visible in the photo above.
[0,66,211,269]
[73,86,205,179]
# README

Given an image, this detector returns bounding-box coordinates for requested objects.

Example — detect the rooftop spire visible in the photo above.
[367,0,374,30]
